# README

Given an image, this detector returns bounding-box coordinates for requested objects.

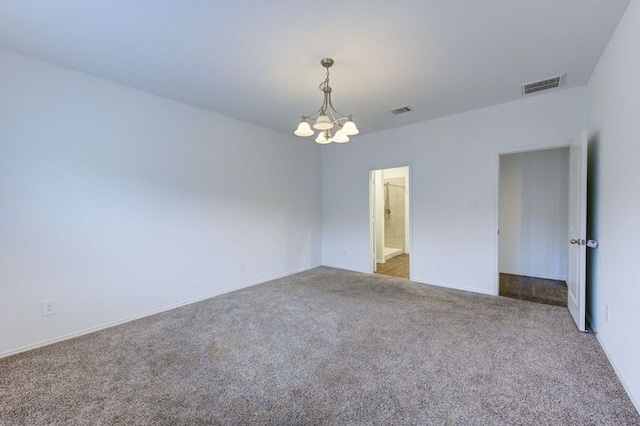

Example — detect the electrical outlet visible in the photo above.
[42,300,56,316]
[240,262,247,272]
[605,304,609,322]
[434,260,441,269]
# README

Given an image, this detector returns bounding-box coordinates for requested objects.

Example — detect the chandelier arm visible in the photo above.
[302,90,330,120]
[326,95,351,121]
[302,105,325,120]
[326,109,350,129]
[326,108,338,127]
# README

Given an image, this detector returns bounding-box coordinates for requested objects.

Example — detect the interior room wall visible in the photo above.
[499,148,569,281]
[587,0,640,412]
[321,87,587,295]
[0,47,322,357]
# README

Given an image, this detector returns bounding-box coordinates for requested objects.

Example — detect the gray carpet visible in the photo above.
[1,266,638,425]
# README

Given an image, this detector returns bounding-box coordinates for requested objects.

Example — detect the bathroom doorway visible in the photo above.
[370,166,410,279]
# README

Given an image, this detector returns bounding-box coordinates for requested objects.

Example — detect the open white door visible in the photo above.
[567,130,588,331]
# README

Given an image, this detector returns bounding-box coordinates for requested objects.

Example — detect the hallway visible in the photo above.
[376,254,410,279]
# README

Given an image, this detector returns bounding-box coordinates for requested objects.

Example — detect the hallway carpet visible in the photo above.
[1,267,638,424]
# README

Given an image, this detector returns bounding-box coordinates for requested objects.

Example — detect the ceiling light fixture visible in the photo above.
[294,58,359,144]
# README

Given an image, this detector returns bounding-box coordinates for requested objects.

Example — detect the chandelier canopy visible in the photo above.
[294,58,359,144]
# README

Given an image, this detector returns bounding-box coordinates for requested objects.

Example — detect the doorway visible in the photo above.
[498,148,569,306]
[370,166,410,279]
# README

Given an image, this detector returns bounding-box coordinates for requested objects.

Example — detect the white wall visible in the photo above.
[587,0,640,412]
[0,48,321,356]
[499,148,569,280]
[322,87,587,295]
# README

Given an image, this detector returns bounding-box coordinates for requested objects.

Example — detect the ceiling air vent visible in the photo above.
[390,106,412,115]
[521,74,566,95]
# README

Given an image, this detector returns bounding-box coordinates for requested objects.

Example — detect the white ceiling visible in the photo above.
[0,1,630,136]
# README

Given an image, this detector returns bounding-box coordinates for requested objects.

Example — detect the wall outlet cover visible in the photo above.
[42,300,56,316]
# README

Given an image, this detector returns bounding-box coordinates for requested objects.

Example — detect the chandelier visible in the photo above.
[294,58,359,144]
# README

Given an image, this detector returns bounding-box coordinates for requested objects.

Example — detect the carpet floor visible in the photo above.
[1,267,638,425]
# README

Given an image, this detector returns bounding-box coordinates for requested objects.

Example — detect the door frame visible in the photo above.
[369,164,413,279]
[495,140,573,296]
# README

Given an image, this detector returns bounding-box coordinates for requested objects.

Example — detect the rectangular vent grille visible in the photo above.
[521,74,565,95]
[390,106,412,115]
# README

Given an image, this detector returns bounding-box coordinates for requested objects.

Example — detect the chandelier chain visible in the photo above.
[319,67,331,92]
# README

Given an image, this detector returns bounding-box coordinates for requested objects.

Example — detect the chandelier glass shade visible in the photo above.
[294,58,359,144]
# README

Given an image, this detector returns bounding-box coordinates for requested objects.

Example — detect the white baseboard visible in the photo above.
[0,264,322,360]
[499,269,567,282]
[596,333,640,414]
[321,264,495,296]
[412,278,495,296]
[320,263,369,274]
